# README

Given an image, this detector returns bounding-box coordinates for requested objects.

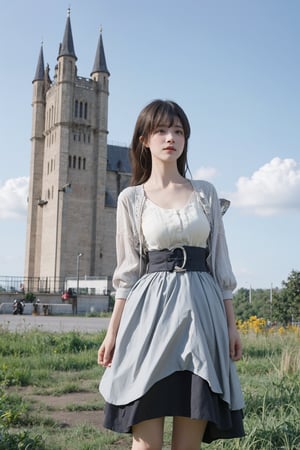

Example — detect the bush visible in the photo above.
[0,427,46,450]
[25,292,36,303]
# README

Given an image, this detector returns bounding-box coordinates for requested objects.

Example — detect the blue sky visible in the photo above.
[0,0,299,290]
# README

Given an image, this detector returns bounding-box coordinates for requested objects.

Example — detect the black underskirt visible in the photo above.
[103,370,245,443]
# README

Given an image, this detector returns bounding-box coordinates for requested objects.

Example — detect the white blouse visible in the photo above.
[142,193,210,251]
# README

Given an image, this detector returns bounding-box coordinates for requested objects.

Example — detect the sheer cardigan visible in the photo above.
[112,180,237,300]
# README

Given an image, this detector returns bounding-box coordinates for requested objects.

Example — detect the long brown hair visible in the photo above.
[130,100,191,186]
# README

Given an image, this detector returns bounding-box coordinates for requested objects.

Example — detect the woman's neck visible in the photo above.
[145,163,186,189]
[143,170,193,209]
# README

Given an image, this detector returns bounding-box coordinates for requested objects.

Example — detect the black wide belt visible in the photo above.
[146,246,208,273]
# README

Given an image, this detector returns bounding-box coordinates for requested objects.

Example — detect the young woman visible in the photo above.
[98,99,245,450]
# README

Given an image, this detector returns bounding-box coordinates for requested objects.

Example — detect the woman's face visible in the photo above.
[144,119,185,166]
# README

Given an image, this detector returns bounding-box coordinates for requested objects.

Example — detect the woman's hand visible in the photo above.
[223,299,242,361]
[97,298,126,368]
[228,325,242,361]
[98,333,116,367]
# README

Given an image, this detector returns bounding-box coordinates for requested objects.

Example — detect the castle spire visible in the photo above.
[33,44,45,82]
[58,8,77,60]
[91,28,110,76]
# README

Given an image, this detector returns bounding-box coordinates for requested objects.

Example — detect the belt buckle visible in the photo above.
[170,246,187,272]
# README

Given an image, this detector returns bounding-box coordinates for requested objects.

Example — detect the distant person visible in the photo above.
[68,288,77,315]
[98,99,245,449]
[61,290,70,301]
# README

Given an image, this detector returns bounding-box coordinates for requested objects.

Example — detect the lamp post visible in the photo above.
[270,282,273,320]
[76,253,83,315]
[245,282,252,304]
[54,183,71,292]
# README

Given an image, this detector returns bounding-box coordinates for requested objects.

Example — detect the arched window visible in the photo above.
[79,101,83,118]
[78,157,81,169]
[84,102,88,119]
[75,100,78,117]
[83,158,86,170]
[73,156,76,168]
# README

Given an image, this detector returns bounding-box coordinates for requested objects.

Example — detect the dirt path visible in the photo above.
[20,389,131,447]
[21,388,105,429]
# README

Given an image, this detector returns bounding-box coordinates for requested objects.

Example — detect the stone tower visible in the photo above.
[24,11,130,292]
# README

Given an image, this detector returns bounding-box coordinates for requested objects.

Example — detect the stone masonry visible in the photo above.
[24,11,131,292]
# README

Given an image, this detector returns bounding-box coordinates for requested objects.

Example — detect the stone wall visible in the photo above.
[0,294,110,315]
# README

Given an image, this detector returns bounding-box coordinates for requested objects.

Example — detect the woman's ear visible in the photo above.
[139,135,148,148]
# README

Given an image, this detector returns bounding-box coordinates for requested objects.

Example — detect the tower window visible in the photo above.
[73,156,76,168]
[83,158,86,170]
[79,102,83,118]
[84,102,88,119]
[78,157,81,169]
[75,100,78,118]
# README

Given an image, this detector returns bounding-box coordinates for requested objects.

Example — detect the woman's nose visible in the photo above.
[166,132,175,143]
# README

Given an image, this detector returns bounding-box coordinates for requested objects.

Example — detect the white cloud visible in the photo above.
[0,177,29,219]
[228,157,300,216]
[192,166,217,181]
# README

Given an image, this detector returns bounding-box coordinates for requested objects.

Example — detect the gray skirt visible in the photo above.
[99,270,245,440]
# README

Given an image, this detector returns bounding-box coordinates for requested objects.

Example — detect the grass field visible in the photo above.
[0,322,299,449]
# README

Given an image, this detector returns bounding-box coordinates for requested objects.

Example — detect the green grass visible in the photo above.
[0,326,299,449]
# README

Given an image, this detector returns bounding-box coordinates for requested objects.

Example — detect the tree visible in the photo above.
[272,270,300,325]
[233,287,273,321]
[233,288,257,321]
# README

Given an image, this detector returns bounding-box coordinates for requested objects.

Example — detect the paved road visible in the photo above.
[0,314,109,333]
